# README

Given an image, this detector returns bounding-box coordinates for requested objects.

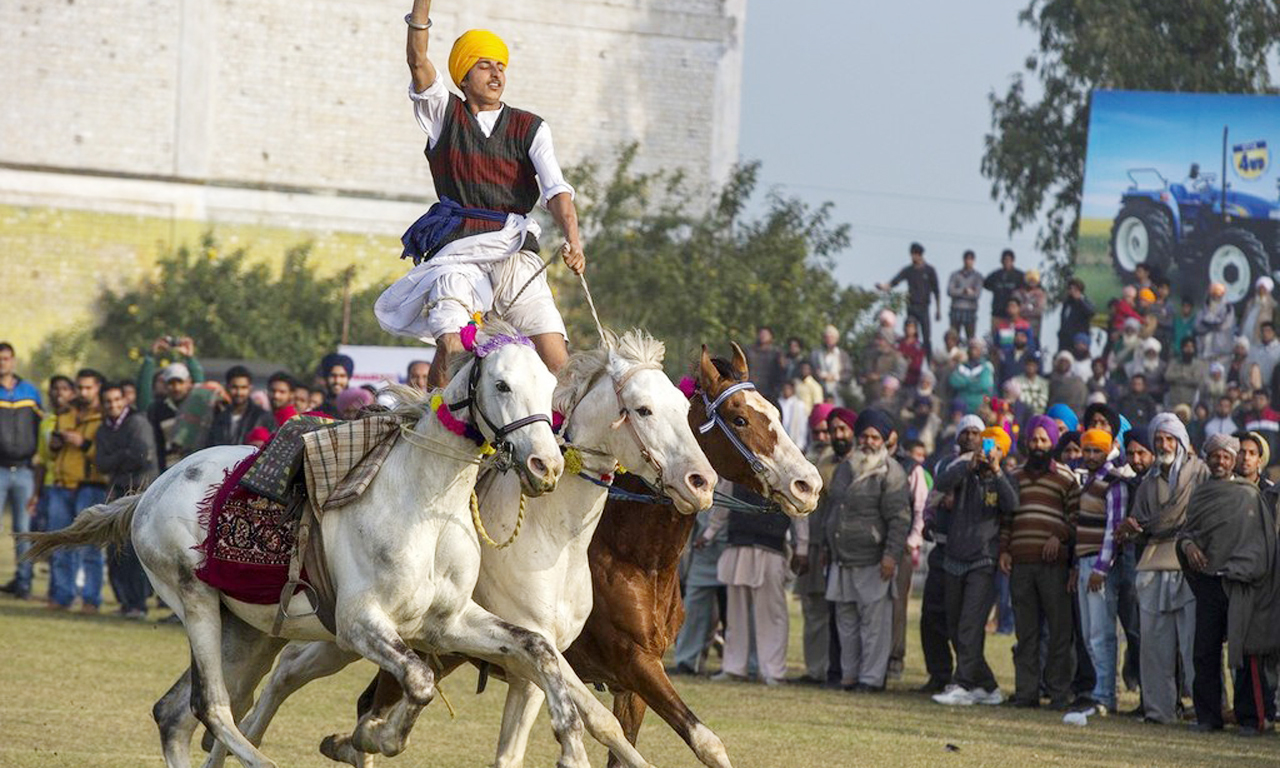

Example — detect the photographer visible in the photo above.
[135,336,204,411]
[930,426,1018,707]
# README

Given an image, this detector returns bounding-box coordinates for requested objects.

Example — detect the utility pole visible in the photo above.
[340,267,354,345]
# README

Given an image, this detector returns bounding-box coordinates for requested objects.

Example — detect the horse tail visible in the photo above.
[20,493,142,561]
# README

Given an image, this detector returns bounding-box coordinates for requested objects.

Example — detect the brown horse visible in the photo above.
[562,345,820,768]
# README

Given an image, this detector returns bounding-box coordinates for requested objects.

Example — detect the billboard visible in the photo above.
[1077,90,1280,306]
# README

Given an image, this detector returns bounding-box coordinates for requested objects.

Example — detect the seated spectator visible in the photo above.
[870,375,903,419]
[897,318,928,389]
[1124,339,1165,398]
[209,366,274,447]
[1109,286,1141,331]
[1241,276,1276,346]
[901,395,941,457]
[1187,403,1210,449]
[1204,395,1239,440]
[1009,351,1047,414]
[1196,283,1236,362]
[1087,357,1112,400]
[1197,362,1228,408]
[1110,318,1143,375]
[1069,333,1094,382]
[998,329,1033,385]
[1116,373,1159,426]
[1227,336,1251,386]
[992,297,1034,356]
[1163,337,1205,409]
[862,335,906,406]
[1048,351,1087,415]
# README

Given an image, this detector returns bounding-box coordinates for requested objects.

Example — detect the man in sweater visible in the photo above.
[931,425,1019,706]
[1001,414,1081,708]
[94,381,157,619]
[1120,413,1208,724]
[1074,428,1130,714]
[822,408,911,691]
[947,250,982,341]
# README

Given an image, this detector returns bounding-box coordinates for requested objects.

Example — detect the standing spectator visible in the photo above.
[1204,395,1239,440]
[1010,352,1048,413]
[1048,351,1088,415]
[887,428,929,682]
[1057,279,1096,356]
[208,366,274,447]
[1163,337,1206,409]
[147,362,200,472]
[1016,270,1048,344]
[812,325,854,406]
[947,250,982,341]
[1121,414,1207,724]
[47,369,108,612]
[1197,362,1229,408]
[266,372,298,426]
[1124,338,1166,397]
[1227,336,1251,386]
[983,249,1025,331]
[897,318,928,389]
[318,353,355,417]
[780,337,807,382]
[1116,373,1159,426]
[1234,431,1272,491]
[861,336,906,407]
[1171,295,1197,354]
[1239,389,1280,470]
[790,409,847,684]
[776,380,810,452]
[1001,415,1080,709]
[335,387,376,420]
[1110,286,1142,331]
[1074,429,1130,715]
[1196,283,1236,362]
[931,425,1018,706]
[993,299,1035,361]
[702,489,793,685]
[744,326,784,404]
[1241,276,1276,346]
[135,336,204,411]
[292,380,312,415]
[878,242,941,356]
[0,342,42,600]
[1177,434,1279,733]
[1244,321,1280,390]
[793,361,824,409]
[1150,279,1175,353]
[672,499,728,675]
[30,376,75,542]
[822,409,910,691]
[406,360,431,392]
[94,381,157,619]
[901,395,942,458]
[948,338,994,414]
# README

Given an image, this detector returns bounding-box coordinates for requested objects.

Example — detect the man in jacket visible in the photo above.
[47,369,108,611]
[947,250,982,342]
[0,342,42,599]
[822,408,911,691]
[983,249,1025,330]
[931,425,1019,706]
[208,366,274,446]
[1057,278,1095,355]
[95,381,158,619]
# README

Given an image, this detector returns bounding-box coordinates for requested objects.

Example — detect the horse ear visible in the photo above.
[698,346,719,391]
[729,342,749,379]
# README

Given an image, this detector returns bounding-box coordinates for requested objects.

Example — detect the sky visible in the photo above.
[738,0,1043,310]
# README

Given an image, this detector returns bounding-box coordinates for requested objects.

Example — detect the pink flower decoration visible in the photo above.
[677,376,698,399]
[459,322,479,352]
[435,400,470,437]
[552,411,565,431]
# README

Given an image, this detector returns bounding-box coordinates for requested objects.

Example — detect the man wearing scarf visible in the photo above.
[931,426,1018,706]
[1073,428,1130,714]
[822,408,910,691]
[1121,413,1208,724]
[1233,430,1278,504]
[1001,414,1080,708]
[789,407,852,684]
[1177,434,1280,734]
[379,1,583,388]
[918,413,985,693]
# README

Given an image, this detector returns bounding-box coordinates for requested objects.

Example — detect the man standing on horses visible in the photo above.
[377,0,584,388]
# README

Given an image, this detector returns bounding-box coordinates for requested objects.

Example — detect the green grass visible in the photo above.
[2,516,1277,767]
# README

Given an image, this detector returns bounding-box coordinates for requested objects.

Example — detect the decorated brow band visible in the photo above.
[459,320,534,358]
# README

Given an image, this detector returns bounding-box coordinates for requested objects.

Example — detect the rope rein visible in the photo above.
[470,488,527,549]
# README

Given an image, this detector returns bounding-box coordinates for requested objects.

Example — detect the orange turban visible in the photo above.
[1081,428,1113,452]
[1138,288,1156,304]
[980,426,1011,456]
[448,30,509,88]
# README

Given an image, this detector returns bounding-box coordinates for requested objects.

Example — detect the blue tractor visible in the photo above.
[1110,129,1280,305]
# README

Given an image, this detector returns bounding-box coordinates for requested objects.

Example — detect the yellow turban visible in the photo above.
[1081,428,1113,452]
[980,426,1011,456]
[448,30,509,88]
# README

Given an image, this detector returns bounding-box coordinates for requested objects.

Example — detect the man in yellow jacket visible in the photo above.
[46,369,108,611]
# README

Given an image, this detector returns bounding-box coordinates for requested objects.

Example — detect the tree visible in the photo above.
[550,145,882,376]
[981,0,1280,289]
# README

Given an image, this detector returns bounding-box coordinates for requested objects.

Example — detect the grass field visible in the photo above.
[2,518,1278,768]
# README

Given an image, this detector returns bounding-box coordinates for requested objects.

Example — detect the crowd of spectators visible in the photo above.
[671,244,1280,735]
[0,336,428,618]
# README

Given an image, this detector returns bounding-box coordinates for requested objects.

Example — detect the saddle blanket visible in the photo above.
[195,452,303,604]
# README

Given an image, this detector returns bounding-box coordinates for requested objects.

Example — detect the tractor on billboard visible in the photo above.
[1110,128,1280,305]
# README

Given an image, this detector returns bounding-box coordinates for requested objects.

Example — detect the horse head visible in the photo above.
[556,330,716,515]
[692,342,822,517]
[447,320,563,496]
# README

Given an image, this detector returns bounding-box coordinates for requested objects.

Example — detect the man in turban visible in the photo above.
[318,352,354,418]
[822,408,910,691]
[1120,413,1208,724]
[1178,434,1280,734]
[381,1,584,388]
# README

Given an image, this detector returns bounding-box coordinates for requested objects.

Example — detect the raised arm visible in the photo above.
[406,0,437,93]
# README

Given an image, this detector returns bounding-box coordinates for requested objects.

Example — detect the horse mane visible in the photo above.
[553,328,666,416]
[709,356,747,384]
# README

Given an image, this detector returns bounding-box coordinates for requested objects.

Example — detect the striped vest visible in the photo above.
[426,94,543,256]
[1075,470,1116,561]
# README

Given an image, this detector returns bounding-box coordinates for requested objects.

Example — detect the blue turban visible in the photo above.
[1046,403,1079,432]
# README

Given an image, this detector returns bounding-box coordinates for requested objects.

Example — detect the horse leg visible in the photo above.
[183,587,278,768]
[153,669,199,768]
[607,690,647,767]
[617,652,732,768]
[492,676,545,768]
[547,653,657,768]
[336,608,436,708]
[200,609,291,768]
[438,605,588,768]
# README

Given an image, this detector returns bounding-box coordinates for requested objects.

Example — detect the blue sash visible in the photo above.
[400,197,512,266]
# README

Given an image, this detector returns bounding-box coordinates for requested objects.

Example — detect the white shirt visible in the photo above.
[409,72,574,206]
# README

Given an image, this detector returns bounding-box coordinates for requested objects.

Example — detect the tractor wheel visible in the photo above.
[1203,228,1269,306]
[1111,202,1174,279]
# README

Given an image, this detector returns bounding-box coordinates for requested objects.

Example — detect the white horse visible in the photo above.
[201,330,718,768]
[23,321,599,768]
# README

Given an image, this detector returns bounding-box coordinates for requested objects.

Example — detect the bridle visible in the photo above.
[608,362,667,479]
[698,380,767,477]
[448,336,553,471]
